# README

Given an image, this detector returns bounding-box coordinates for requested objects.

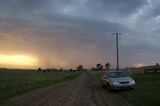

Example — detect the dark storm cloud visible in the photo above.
[0,0,148,18]
[82,0,148,17]
[0,0,147,30]
[143,3,160,18]
[0,0,160,68]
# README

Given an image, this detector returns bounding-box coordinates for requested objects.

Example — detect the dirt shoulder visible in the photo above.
[5,73,134,106]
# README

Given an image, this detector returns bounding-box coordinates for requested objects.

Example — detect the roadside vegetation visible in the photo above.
[0,69,82,104]
[89,71,160,106]
[120,74,160,106]
[89,71,104,85]
[90,72,160,106]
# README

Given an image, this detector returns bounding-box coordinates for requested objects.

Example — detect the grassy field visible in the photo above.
[0,69,82,104]
[89,71,160,106]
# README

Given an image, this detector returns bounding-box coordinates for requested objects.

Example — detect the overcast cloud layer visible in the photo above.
[0,0,160,69]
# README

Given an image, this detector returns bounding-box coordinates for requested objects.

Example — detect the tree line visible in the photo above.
[37,63,111,72]
[91,63,111,71]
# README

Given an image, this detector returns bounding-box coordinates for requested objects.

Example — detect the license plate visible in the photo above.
[122,85,129,88]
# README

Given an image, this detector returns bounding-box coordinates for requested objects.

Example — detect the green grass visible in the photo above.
[120,74,160,106]
[0,69,82,104]
[89,71,160,106]
[89,71,104,85]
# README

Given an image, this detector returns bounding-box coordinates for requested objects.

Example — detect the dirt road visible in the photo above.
[6,73,134,106]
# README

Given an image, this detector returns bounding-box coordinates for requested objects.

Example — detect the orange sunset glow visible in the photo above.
[0,55,38,68]
[134,63,145,68]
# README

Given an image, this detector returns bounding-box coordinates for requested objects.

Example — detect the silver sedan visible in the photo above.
[101,71,136,91]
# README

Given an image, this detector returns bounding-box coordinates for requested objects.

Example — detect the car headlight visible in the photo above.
[112,81,119,85]
[130,80,135,84]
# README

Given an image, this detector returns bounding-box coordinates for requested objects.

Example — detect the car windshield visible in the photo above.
[108,72,128,78]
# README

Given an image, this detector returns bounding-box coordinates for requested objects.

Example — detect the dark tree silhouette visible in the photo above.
[91,67,96,71]
[38,67,42,72]
[43,69,46,73]
[96,63,103,71]
[77,65,83,71]
[156,63,159,66]
[105,63,111,71]
[59,68,63,72]
[47,68,51,72]
[69,69,73,72]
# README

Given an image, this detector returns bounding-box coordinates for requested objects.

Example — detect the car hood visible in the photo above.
[109,77,134,82]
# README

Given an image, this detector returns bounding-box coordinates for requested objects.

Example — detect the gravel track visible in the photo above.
[6,73,134,106]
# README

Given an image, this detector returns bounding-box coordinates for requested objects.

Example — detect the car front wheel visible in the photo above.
[107,84,112,92]
[101,81,105,87]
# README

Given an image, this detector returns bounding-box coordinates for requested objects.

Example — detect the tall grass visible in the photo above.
[120,74,160,106]
[89,71,104,85]
[0,69,82,104]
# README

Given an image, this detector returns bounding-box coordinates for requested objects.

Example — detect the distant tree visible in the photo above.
[38,67,42,72]
[51,68,57,72]
[54,69,58,71]
[77,65,83,71]
[96,63,103,71]
[156,63,159,66]
[47,68,51,72]
[69,69,73,72]
[59,68,63,72]
[43,69,46,73]
[105,63,111,71]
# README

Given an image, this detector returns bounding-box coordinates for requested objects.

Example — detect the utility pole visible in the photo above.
[113,33,121,70]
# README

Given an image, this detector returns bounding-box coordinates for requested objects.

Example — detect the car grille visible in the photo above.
[119,81,129,84]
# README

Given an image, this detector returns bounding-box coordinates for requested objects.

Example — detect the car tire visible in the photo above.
[107,84,112,92]
[131,87,135,90]
[101,81,105,87]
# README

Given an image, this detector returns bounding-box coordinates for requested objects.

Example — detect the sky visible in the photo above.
[0,0,160,69]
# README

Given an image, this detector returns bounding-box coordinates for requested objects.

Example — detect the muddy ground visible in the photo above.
[6,73,135,106]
